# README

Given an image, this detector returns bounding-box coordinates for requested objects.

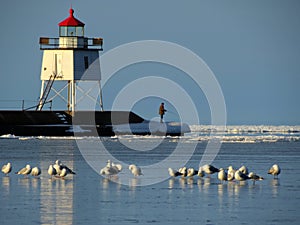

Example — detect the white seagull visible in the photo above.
[100,166,119,176]
[106,160,122,172]
[178,167,187,177]
[197,167,205,177]
[16,164,32,177]
[53,160,76,176]
[100,160,122,176]
[48,165,57,178]
[248,172,264,184]
[234,170,250,183]
[268,164,281,179]
[227,166,236,181]
[218,168,228,183]
[31,167,41,177]
[187,168,198,177]
[59,168,69,179]
[1,162,12,176]
[53,160,62,175]
[168,168,182,177]
[129,164,143,176]
[111,162,122,173]
[238,165,249,175]
[201,164,220,176]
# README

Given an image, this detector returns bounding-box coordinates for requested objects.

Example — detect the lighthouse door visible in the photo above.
[55,53,62,77]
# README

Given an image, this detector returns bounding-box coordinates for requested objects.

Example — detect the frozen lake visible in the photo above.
[0,130,300,224]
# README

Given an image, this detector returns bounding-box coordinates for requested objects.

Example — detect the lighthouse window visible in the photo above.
[76,27,84,37]
[59,27,67,36]
[68,27,76,36]
[84,56,89,69]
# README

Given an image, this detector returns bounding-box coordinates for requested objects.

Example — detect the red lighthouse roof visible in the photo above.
[58,8,85,26]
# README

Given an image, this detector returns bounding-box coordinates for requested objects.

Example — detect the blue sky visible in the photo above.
[0,0,299,125]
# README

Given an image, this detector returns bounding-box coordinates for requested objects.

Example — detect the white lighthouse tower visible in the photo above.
[37,8,103,114]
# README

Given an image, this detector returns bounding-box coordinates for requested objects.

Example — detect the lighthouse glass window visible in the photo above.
[60,27,68,36]
[68,27,76,36]
[76,27,84,37]
[60,26,83,37]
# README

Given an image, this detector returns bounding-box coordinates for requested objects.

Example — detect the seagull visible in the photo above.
[201,164,220,176]
[234,170,250,183]
[53,160,62,175]
[187,168,198,177]
[1,162,12,176]
[100,160,122,176]
[268,164,281,179]
[111,162,122,173]
[31,167,41,177]
[48,165,57,178]
[238,165,249,175]
[218,168,228,183]
[168,168,182,177]
[16,164,32,177]
[106,160,122,172]
[129,164,143,176]
[197,167,205,177]
[178,167,187,177]
[100,166,120,176]
[248,172,264,184]
[58,168,69,179]
[54,160,76,176]
[227,166,236,181]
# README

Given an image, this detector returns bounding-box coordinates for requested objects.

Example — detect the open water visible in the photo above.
[0,128,300,225]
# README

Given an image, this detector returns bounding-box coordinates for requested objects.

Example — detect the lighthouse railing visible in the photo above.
[39,37,103,50]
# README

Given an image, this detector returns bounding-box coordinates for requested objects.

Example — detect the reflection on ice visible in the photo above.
[167,177,256,197]
[217,183,225,197]
[197,178,203,191]
[203,177,212,187]
[102,177,121,192]
[167,177,197,190]
[40,178,74,225]
[31,177,41,190]
[129,177,142,188]
[168,178,175,189]
[40,159,74,225]
[186,177,195,188]
[179,177,186,189]
[2,177,10,195]
[18,177,31,190]
[270,179,280,197]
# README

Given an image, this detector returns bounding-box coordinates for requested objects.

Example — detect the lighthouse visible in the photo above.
[0,7,191,137]
[37,8,103,114]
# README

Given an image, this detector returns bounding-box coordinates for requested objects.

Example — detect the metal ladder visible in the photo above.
[36,73,57,110]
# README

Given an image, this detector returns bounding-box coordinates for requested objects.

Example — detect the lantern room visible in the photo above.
[57,8,87,49]
[59,8,85,37]
[39,8,103,50]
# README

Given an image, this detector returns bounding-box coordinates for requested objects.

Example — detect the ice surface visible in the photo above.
[1,125,299,143]
[0,138,300,225]
[113,121,191,134]
[0,134,18,139]
[189,125,300,134]
[188,125,300,143]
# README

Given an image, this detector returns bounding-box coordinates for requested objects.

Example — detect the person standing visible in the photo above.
[159,102,167,123]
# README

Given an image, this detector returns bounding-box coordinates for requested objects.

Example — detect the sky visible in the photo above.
[0,0,299,125]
